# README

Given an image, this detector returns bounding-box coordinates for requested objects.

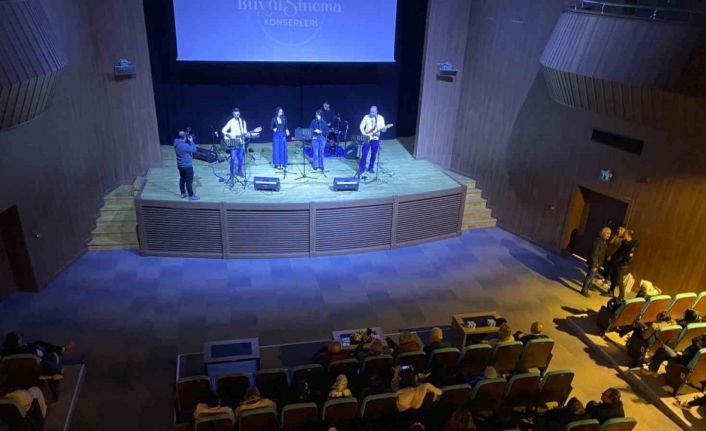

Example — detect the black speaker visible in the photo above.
[254,177,280,191]
[193,147,218,163]
[344,142,359,159]
[333,177,359,191]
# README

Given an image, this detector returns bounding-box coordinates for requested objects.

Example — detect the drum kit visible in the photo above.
[325,113,349,155]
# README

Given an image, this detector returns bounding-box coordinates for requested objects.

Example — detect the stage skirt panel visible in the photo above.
[311,135,325,169]
[272,131,288,166]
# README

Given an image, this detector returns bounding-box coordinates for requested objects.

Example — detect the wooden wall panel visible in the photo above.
[414,0,472,168]
[451,0,706,294]
[0,0,160,289]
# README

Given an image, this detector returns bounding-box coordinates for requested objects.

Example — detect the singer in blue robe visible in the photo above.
[271,107,290,169]
[309,110,329,170]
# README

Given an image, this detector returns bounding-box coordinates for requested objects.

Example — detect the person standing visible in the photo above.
[221,108,248,177]
[321,101,337,127]
[358,105,388,176]
[310,110,329,171]
[271,107,290,169]
[581,226,611,297]
[609,230,636,300]
[174,131,199,200]
[602,224,626,282]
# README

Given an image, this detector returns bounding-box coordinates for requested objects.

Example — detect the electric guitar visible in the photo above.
[365,123,394,138]
[224,126,263,147]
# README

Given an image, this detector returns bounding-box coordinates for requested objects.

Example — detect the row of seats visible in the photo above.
[177,338,555,413]
[188,369,626,431]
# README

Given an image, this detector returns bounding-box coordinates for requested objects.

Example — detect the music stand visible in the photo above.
[350,135,369,178]
[293,128,317,181]
[222,138,247,189]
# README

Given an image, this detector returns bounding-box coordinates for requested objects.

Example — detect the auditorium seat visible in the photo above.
[460,344,492,377]
[516,338,554,374]
[636,295,671,325]
[539,369,574,408]
[428,347,461,372]
[238,407,278,431]
[290,364,326,396]
[598,298,645,336]
[321,397,358,428]
[177,376,211,414]
[327,359,359,389]
[626,324,681,366]
[597,417,637,431]
[664,347,706,395]
[2,354,42,389]
[672,322,706,352]
[254,368,289,404]
[216,373,250,408]
[503,372,540,410]
[194,412,235,431]
[469,377,506,414]
[395,351,427,372]
[565,419,600,431]
[665,293,697,320]
[360,393,397,422]
[360,354,393,384]
[0,397,44,431]
[490,341,523,374]
[439,383,472,409]
[280,402,318,431]
[692,291,706,316]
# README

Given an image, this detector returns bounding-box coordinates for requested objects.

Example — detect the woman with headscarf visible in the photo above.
[234,386,277,419]
[328,374,353,399]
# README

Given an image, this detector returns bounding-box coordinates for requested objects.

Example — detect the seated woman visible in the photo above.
[194,389,233,420]
[328,374,353,399]
[625,311,673,365]
[482,323,514,347]
[356,338,390,362]
[391,365,442,412]
[234,386,277,418]
[2,332,73,376]
[386,332,422,356]
[312,341,350,367]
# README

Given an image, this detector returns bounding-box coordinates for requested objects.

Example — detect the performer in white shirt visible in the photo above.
[358,105,387,176]
[221,108,248,177]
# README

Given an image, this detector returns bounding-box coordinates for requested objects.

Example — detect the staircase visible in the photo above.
[448,173,497,230]
[87,177,145,251]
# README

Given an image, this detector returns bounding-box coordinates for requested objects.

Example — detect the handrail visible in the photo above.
[575,0,706,20]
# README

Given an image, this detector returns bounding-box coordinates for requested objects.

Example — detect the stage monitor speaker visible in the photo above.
[333,177,359,191]
[254,177,281,191]
[193,147,218,163]
[344,142,359,160]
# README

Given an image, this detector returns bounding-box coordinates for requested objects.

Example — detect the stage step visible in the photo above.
[88,181,140,251]
[448,173,497,231]
[463,207,492,219]
[462,217,497,229]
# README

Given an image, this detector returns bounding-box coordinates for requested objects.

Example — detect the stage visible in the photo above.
[136,138,468,258]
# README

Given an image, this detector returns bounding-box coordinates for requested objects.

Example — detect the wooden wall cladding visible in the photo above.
[540,11,706,136]
[0,0,67,129]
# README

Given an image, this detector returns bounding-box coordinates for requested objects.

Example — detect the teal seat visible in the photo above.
[216,373,250,408]
[672,322,706,352]
[470,377,506,413]
[460,344,492,376]
[321,397,358,428]
[360,393,396,422]
[517,338,554,373]
[565,419,599,431]
[598,298,645,335]
[281,402,318,431]
[503,372,540,409]
[176,375,210,414]
[491,341,523,374]
[361,354,393,382]
[440,383,472,409]
[665,292,697,320]
[395,351,426,371]
[239,407,277,431]
[693,291,706,316]
[254,368,288,403]
[597,417,637,431]
[539,369,574,407]
[428,347,461,370]
[195,412,234,431]
[637,294,671,325]
[665,347,706,395]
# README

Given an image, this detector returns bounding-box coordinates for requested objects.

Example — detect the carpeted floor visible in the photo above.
[0,227,679,430]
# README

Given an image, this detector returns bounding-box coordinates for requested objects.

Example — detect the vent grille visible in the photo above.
[142,206,223,254]
[227,210,309,254]
[396,194,461,243]
[315,204,393,252]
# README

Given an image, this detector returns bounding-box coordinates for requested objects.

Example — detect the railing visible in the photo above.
[574,0,706,21]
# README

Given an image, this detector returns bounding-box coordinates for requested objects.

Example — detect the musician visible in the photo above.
[358,105,387,175]
[309,110,329,171]
[271,107,290,169]
[321,101,337,127]
[221,108,248,177]
[174,131,199,200]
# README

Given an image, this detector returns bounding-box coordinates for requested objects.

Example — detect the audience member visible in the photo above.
[356,338,388,362]
[3,386,47,418]
[586,388,625,424]
[313,341,350,367]
[359,374,392,402]
[443,407,476,431]
[514,321,548,344]
[234,386,277,418]
[648,334,706,375]
[423,327,451,358]
[608,230,636,300]
[603,225,627,281]
[391,365,442,412]
[2,332,73,375]
[532,397,587,431]
[194,389,234,420]
[328,374,353,399]
[677,308,701,327]
[386,332,422,356]
[581,226,611,297]
[483,323,514,347]
[675,393,706,410]
[466,366,497,387]
[625,311,673,364]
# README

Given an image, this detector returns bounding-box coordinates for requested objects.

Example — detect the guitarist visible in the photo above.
[221,108,260,177]
[358,105,389,176]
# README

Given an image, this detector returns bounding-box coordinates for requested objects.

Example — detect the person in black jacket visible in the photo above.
[609,230,636,300]
[533,397,588,431]
[586,388,625,424]
[581,227,611,297]
[648,333,706,374]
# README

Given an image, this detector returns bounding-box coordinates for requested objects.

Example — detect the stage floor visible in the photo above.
[140,138,462,203]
